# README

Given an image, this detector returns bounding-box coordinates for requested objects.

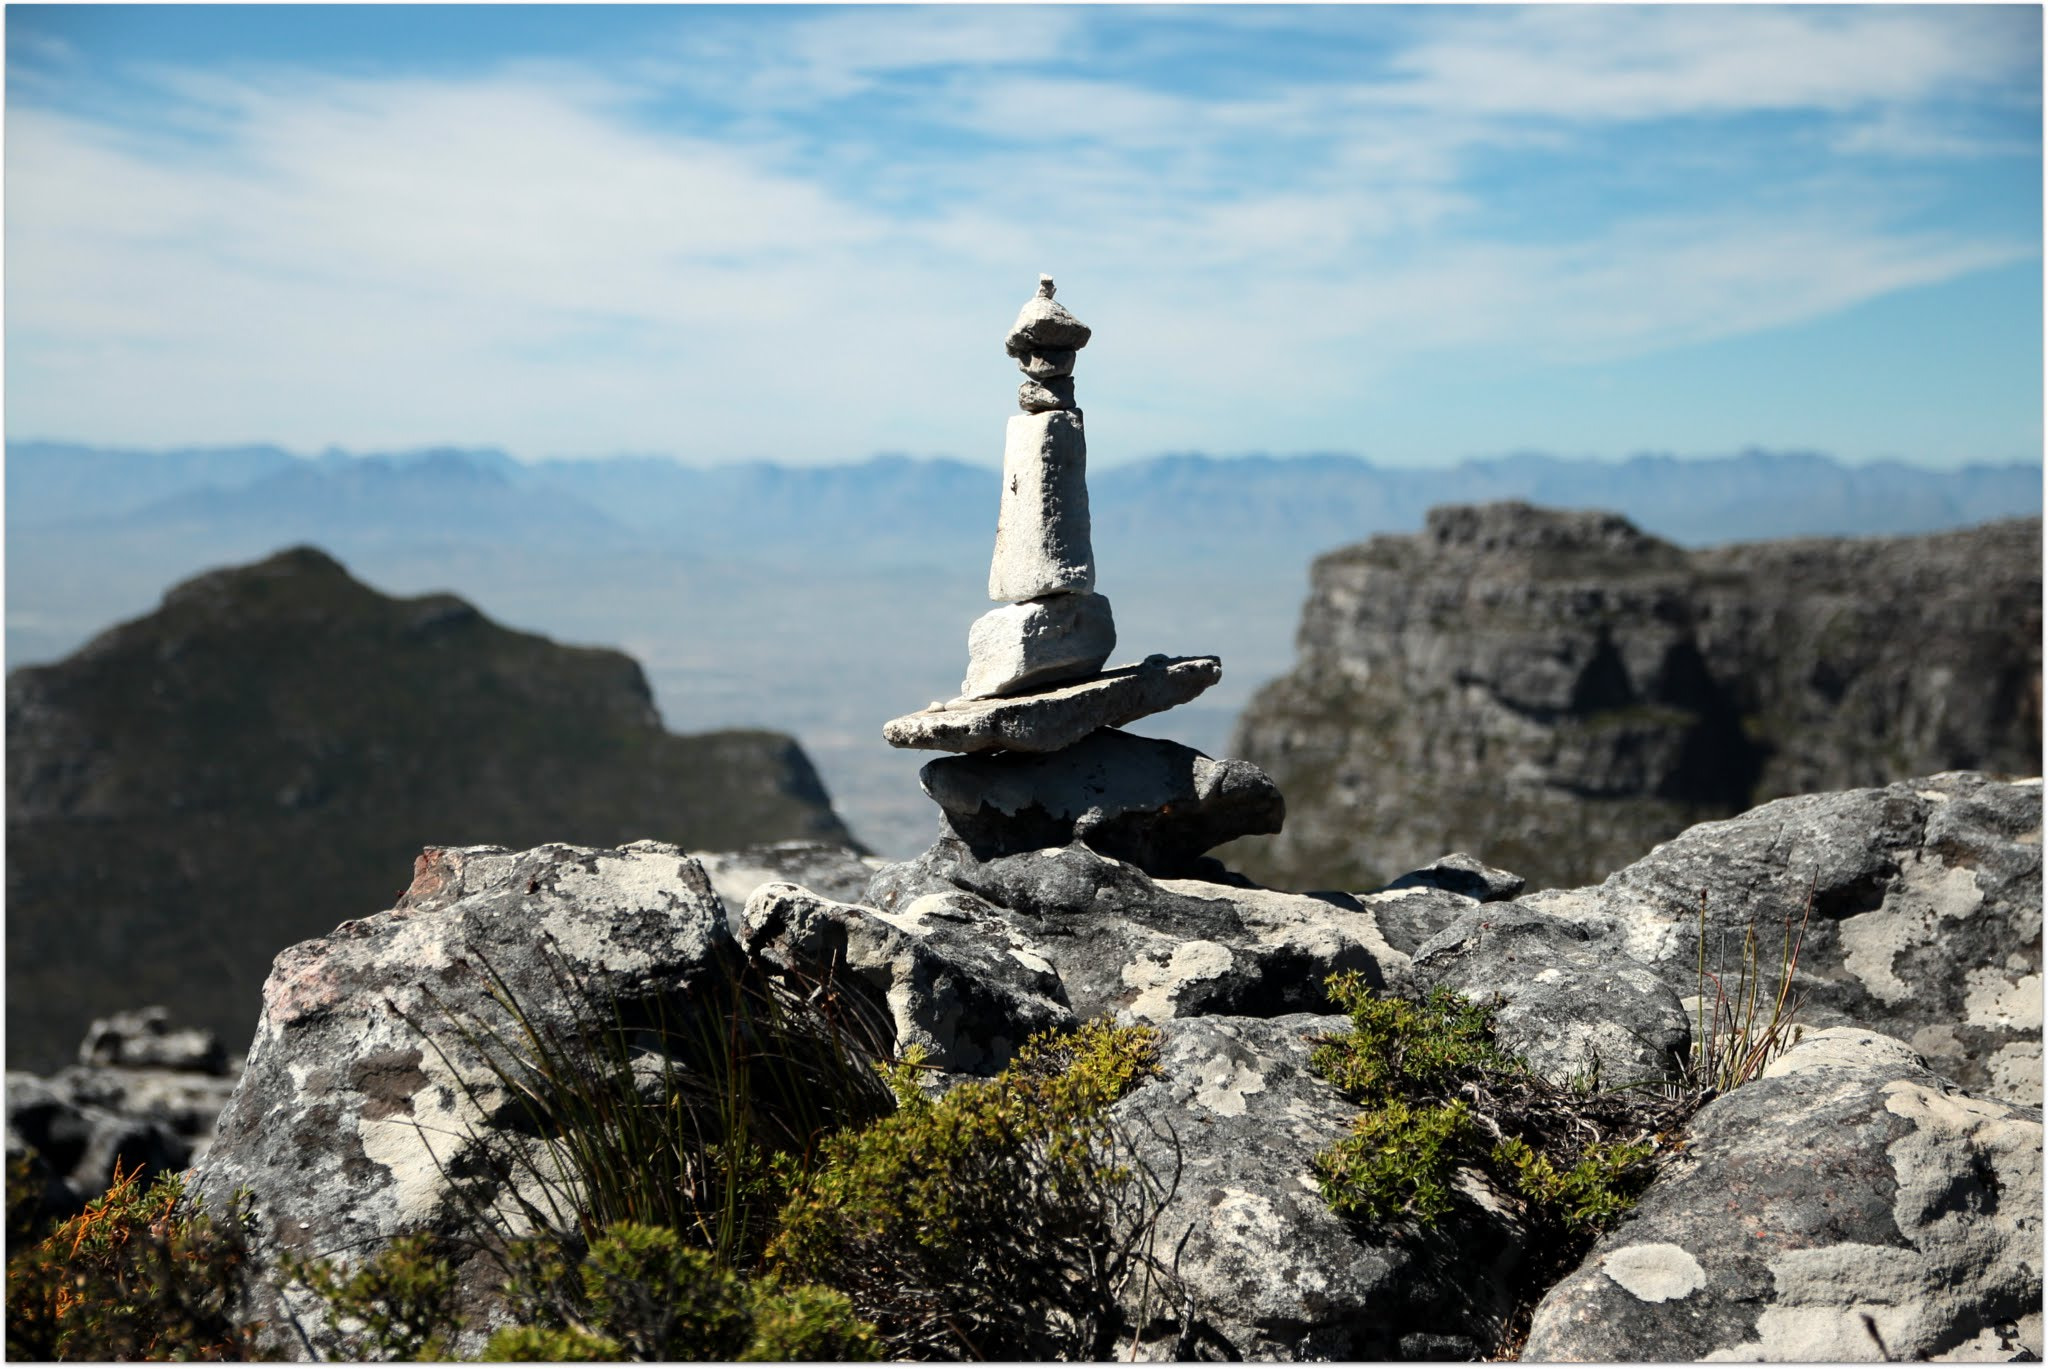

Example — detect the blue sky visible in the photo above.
[6,4,2041,468]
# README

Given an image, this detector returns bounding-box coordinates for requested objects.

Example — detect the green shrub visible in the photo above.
[5,1162,261,1361]
[770,1019,1174,1360]
[1309,972,1664,1239]
[282,1232,460,1361]
[483,1221,878,1362]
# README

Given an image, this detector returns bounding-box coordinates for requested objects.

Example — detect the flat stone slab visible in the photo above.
[883,654,1221,754]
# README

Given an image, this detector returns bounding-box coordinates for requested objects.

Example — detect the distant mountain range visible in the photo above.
[11,440,2039,559]
[8,441,2040,860]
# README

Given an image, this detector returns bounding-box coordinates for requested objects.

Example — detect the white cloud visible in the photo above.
[3,7,2037,461]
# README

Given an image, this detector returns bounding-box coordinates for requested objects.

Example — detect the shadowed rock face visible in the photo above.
[6,546,856,1072]
[1225,503,2042,892]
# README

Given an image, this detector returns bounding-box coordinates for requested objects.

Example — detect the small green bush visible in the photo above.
[484,1221,878,1362]
[5,1162,260,1361]
[770,1019,1172,1360]
[1309,972,1662,1239]
[282,1231,460,1361]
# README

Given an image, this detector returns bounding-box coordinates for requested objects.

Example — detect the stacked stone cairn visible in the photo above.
[883,276,1285,874]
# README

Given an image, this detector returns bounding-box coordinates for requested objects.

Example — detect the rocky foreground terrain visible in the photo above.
[5,547,855,1072]
[1227,504,2042,892]
[108,767,2029,1360]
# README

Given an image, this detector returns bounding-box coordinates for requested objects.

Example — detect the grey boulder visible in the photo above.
[919,728,1282,876]
[1524,1026,2043,1361]
[740,881,1073,1076]
[1412,908,1691,1088]
[1516,772,2043,1103]
[865,839,1400,1027]
[189,840,741,1359]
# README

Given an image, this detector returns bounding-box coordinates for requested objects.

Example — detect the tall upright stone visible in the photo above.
[988,276,1099,604]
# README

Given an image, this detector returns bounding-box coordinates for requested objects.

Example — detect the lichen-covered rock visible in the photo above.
[1524,1027,2043,1362]
[740,881,1073,1076]
[1109,1014,1524,1360]
[920,728,1283,875]
[1515,772,2042,1103]
[189,840,739,1359]
[866,839,1399,1028]
[1411,908,1691,1087]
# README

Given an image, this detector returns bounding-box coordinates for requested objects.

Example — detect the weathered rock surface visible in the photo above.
[1513,771,2042,1103]
[1411,909,1691,1087]
[692,840,883,929]
[189,840,739,1359]
[1110,1014,1525,1360]
[990,409,1096,601]
[740,881,1073,1076]
[865,838,1399,1027]
[919,728,1282,875]
[1228,503,2041,892]
[6,546,856,1072]
[1524,1027,2043,1362]
[961,592,1116,699]
[884,654,1222,754]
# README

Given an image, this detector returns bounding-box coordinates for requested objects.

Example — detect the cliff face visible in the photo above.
[6,546,855,1071]
[1226,504,2042,892]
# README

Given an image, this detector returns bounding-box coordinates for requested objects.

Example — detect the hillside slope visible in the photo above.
[1226,504,2042,891]
[6,546,855,1070]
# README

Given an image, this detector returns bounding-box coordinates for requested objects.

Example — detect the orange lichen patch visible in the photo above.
[264,940,345,1025]
[397,847,454,910]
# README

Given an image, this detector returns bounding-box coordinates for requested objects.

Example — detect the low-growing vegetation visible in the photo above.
[1308,973,1671,1237]
[771,1020,1172,1360]
[6,1161,261,1362]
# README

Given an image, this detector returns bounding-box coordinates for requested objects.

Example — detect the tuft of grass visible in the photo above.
[397,934,895,1271]
[1686,882,1813,1097]
[769,1019,1177,1361]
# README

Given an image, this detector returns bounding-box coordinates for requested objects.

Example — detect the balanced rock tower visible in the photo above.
[883,276,1284,875]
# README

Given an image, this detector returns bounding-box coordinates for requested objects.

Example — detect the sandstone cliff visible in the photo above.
[6,546,855,1071]
[1226,504,2041,892]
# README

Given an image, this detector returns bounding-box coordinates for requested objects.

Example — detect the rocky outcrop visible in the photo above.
[1524,1027,2042,1361]
[1513,771,2042,1105]
[1228,503,2042,892]
[6,546,856,1072]
[189,840,741,1359]
[864,838,1397,1030]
